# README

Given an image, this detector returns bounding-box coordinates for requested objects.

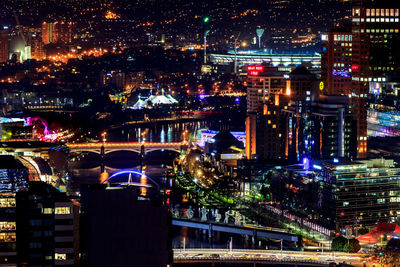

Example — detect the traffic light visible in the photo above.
[203,16,210,23]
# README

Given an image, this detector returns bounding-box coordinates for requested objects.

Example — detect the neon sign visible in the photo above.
[333,70,350,78]
[247,65,264,76]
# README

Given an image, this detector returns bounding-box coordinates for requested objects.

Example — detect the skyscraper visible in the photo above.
[352,0,400,158]
[245,65,286,160]
[321,26,353,96]
[322,0,400,158]
[42,21,73,45]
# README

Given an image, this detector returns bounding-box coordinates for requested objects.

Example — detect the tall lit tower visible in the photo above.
[256,29,265,49]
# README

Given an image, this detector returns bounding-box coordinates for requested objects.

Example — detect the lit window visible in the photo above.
[55,207,71,215]
[0,198,16,208]
[42,208,53,214]
[0,222,16,231]
[55,253,67,260]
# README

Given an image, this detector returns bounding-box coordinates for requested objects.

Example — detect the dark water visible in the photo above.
[107,119,244,143]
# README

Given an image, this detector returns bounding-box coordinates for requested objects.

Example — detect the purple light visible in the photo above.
[199,94,206,100]
[332,70,350,78]
[102,170,159,189]
[235,97,240,103]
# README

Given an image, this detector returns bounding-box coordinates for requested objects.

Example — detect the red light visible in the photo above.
[340,211,344,216]
[250,71,259,76]
[351,65,359,71]
[247,65,264,72]
[166,189,171,195]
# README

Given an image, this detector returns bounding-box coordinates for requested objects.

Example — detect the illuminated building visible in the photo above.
[282,95,357,160]
[321,26,353,95]
[210,51,321,74]
[42,21,73,45]
[270,158,400,233]
[245,65,286,160]
[16,182,79,266]
[246,65,357,162]
[0,29,9,63]
[100,70,126,90]
[80,184,172,266]
[351,1,400,158]
[30,33,45,60]
[0,156,29,266]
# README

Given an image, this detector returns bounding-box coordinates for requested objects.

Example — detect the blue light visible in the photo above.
[333,158,339,163]
[302,158,310,170]
[199,94,206,100]
[235,97,240,103]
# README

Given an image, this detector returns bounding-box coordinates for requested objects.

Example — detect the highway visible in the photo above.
[173,249,371,266]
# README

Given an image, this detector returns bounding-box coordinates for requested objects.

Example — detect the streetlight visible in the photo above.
[204,30,210,64]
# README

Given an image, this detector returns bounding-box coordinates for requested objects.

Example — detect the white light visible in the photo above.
[313,164,322,170]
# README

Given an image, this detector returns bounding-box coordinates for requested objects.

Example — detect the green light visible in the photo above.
[203,16,210,23]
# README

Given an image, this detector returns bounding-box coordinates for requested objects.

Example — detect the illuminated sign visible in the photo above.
[247,65,264,76]
[333,70,350,78]
[319,81,324,91]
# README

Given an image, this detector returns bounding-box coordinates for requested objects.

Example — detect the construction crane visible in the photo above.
[13,11,27,46]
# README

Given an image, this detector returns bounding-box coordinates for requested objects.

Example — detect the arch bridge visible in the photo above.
[66,141,188,154]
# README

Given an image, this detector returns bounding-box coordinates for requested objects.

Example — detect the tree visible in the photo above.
[332,236,360,253]
[332,235,347,252]
[384,238,400,266]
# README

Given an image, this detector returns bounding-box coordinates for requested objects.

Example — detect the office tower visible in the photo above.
[42,22,56,45]
[0,156,29,266]
[352,0,400,158]
[56,22,73,44]
[282,66,319,161]
[80,184,172,267]
[283,94,357,160]
[271,158,400,233]
[42,21,73,45]
[321,26,353,95]
[0,30,9,63]
[16,182,79,267]
[245,65,286,159]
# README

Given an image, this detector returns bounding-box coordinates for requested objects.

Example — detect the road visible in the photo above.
[173,248,371,266]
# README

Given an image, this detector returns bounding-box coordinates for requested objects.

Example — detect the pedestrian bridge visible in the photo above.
[66,141,188,154]
[172,219,299,243]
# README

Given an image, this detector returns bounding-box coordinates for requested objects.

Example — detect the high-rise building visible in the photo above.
[30,32,45,61]
[0,29,9,63]
[321,26,353,96]
[282,94,357,160]
[42,21,73,45]
[0,156,29,266]
[326,0,400,158]
[16,182,80,267]
[245,65,286,160]
[246,65,357,162]
[353,1,400,158]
